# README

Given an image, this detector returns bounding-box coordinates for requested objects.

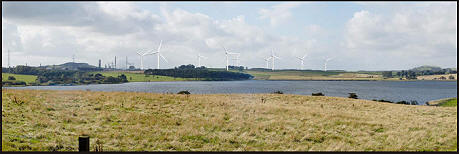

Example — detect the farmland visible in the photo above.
[2,73,38,84]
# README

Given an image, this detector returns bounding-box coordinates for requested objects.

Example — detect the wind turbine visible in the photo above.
[295,54,308,70]
[197,53,207,67]
[263,57,272,69]
[150,40,168,69]
[136,49,154,70]
[222,45,239,71]
[324,57,334,72]
[270,49,280,71]
[232,53,241,67]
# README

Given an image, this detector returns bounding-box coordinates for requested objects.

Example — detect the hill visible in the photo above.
[410,65,443,72]
[2,89,456,151]
[43,62,99,71]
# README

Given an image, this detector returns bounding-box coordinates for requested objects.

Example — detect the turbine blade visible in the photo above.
[145,51,156,56]
[220,44,229,53]
[303,54,308,59]
[160,54,168,63]
[157,40,162,52]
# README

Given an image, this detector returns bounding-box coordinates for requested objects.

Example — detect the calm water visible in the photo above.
[5,80,457,105]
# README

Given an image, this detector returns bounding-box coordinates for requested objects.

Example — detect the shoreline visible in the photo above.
[427,97,457,106]
[3,88,455,106]
[3,78,456,88]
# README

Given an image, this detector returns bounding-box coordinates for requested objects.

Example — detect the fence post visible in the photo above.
[79,136,90,152]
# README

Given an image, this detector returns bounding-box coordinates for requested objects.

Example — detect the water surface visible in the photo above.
[6,80,457,105]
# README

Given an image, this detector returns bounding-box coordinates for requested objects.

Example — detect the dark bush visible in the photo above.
[348,93,358,99]
[8,76,16,80]
[2,80,26,86]
[312,92,324,96]
[396,101,408,104]
[373,99,393,103]
[273,91,283,94]
[177,90,191,94]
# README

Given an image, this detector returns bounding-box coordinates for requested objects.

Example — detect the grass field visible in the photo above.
[2,89,457,151]
[90,71,198,82]
[2,73,37,84]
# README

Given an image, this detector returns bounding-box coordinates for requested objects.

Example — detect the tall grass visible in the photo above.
[2,89,457,151]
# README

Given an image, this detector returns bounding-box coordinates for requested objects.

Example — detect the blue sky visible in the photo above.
[2,2,457,70]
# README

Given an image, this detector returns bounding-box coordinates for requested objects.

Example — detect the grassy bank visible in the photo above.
[2,89,457,151]
[242,70,393,81]
[2,73,37,84]
[428,98,457,107]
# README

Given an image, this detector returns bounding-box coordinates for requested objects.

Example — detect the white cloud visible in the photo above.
[342,3,457,70]
[2,2,316,69]
[3,2,455,71]
[258,2,301,27]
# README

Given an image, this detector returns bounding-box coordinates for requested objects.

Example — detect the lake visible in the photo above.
[5,80,457,105]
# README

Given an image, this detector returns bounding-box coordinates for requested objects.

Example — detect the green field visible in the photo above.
[2,89,457,151]
[440,98,458,107]
[427,98,457,107]
[2,73,38,84]
[90,71,198,82]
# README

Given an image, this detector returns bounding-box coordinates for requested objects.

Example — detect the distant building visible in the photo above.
[99,59,101,68]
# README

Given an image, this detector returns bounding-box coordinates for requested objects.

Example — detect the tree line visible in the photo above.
[2,66,128,86]
[382,68,456,79]
[144,64,253,80]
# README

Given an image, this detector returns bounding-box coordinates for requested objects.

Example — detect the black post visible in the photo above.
[79,136,90,152]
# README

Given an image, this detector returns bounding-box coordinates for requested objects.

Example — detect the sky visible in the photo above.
[2,1,457,71]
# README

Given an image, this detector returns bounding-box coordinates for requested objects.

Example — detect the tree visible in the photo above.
[8,76,16,80]
[118,74,128,82]
[382,71,393,78]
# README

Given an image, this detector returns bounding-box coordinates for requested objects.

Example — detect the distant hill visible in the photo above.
[410,65,443,72]
[44,62,98,71]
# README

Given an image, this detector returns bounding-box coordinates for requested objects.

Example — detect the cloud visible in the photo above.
[2,2,316,69]
[258,2,301,27]
[342,3,457,70]
[3,2,454,71]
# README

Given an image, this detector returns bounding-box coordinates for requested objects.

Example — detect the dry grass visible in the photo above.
[244,70,388,81]
[2,89,457,151]
[416,74,457,81]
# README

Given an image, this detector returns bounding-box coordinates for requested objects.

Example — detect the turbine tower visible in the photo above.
[221,45,239,71]
[263,57,272,69]
[8,49,11,68]
[197,53,207,67]
[270,49,280,71]
[150,40,168,69]
[232,54,241,67]
[324,57,334,72]
[136,49,154,70]
[295,54,308,70]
